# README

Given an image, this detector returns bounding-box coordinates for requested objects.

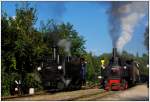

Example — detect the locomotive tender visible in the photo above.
[38,45,86,90]
[101,48,140,91]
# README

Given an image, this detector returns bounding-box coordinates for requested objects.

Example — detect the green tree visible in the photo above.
[39,21,86,56]
[2,3,43,95]
[84,53,95,82]
[2,3,87,96]
[58,23,86,56]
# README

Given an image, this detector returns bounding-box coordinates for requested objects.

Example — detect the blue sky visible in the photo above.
[2,1,148,56]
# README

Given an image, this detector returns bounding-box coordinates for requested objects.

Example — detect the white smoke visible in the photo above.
[57,39,71,56]
[108,2,148,51]
[117,2,148,51]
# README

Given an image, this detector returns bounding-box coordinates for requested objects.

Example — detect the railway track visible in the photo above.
[2,84,144,101]
[2,90,111,101]
[2,89,115,101]
[62,90,113,101]
[1,85,98,101]
[1,91,48,101]
[2,84,147,101]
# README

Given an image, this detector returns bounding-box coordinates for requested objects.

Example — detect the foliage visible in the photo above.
[99,53,111,66]
[2,3,86,96]
[84,53,95,81]
[83,52,102,84]
[1,71,20,96]
[1,73,11,96]
[39,21,86,56]
[24,72,43,91]
[136,54,149,76]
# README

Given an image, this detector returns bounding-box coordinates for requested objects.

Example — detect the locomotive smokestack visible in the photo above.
[67,56,71,62]
[52,45,57,61]
[112,48,119,65]
[52,45,60,64]
[112,48,117,58]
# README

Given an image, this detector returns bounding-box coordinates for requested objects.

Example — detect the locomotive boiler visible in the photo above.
[37,45,86,91]
[101,48,140,91]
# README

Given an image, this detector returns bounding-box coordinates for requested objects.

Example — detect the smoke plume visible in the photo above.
[51,2,66,22]
[57,39,71,56]
[108,1,148,51]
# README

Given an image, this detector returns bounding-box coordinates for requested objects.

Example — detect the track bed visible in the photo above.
[2,84,148,101]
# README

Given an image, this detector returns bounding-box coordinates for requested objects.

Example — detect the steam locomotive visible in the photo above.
[37,46,86,91]
[100,48,140,91]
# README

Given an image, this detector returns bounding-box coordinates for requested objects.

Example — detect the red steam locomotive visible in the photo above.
[99,48,140,91]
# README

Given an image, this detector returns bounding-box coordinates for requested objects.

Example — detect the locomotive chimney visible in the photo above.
[57,54,60,64]
[52,45,60,64]
[112,48,119,65]
[112,48,117,58]
[52,45,57,60]
[66,56,71,62]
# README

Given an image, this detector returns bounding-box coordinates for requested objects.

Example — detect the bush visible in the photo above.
[1,73,11,96]
[1,72,20,96]
[24,72,43,92]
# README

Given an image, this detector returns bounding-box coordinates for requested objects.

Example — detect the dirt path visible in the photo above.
[97,84,149,101]
[3,84,148,101]
[3,88,104,101]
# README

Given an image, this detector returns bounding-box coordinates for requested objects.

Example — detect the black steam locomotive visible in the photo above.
[38,46,86,90]
[100,48,140,90]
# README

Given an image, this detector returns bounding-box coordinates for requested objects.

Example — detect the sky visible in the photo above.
[1,1,148,56]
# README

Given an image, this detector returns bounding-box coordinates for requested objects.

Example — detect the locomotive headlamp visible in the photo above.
[124,66,127,69]
[15,87,18,91]
[37,66,41,71]
[58,66,62,70]
[98,76,102,79]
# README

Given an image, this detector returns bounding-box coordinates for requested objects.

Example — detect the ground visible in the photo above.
[99,84,149,101]
[3,84,149,101]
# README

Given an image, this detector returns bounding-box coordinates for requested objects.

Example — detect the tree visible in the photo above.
[1,3,43,95]
[2,3,87,96]
[84,53,95,82]
[58,23,86,56]
[39,21,86,56]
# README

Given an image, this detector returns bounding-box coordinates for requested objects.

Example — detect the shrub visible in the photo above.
[24,72,43,92]
[1,72,20,96]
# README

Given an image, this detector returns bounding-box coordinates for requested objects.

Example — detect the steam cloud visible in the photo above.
[108,1,148,51]
[57,39,71,56]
